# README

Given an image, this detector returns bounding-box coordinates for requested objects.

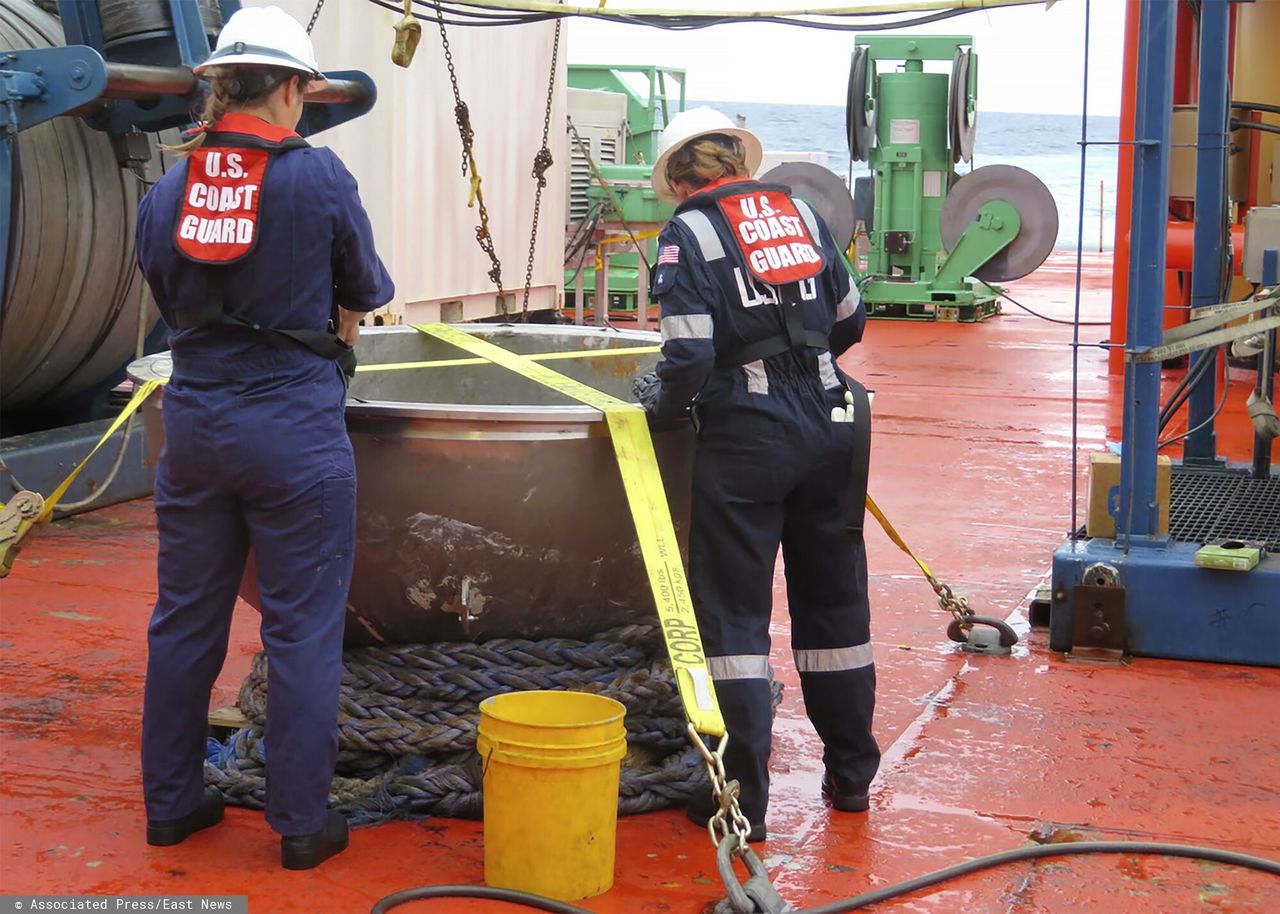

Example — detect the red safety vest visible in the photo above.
[175,113,308,264]
[714,188,825,286]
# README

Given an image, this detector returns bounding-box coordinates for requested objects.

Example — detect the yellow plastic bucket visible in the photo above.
[477,690,628,901]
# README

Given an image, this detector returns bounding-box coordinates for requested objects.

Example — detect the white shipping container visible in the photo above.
[268,1,568,321]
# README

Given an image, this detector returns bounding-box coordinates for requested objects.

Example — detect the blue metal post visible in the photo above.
[56,1,105,51]
[1117,0,1176,543]
[1254,248,1278,478]
[168,0,213,67]
[1184,0,1231,465]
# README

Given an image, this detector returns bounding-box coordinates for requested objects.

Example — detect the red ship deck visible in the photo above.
[4,251,1279,913]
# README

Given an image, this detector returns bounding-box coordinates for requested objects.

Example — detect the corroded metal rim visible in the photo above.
[127,324,661,427]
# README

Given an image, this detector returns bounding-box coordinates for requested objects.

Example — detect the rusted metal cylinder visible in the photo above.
[129,325,694,647]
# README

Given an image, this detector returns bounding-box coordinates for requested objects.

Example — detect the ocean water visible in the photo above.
[698,100,1121,251]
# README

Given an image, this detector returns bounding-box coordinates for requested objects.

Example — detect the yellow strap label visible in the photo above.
[413,323,725,737]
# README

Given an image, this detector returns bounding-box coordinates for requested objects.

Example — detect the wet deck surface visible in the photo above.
[4,251,1279,912]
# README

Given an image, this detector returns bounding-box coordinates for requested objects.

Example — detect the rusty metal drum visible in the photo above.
[129,324,692,646]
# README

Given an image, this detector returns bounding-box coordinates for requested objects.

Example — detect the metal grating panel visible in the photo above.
[1168,466,1280,552]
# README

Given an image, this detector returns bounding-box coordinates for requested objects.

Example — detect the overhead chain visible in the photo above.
[519,19,562,319]
[305,0,326,34]
[433,2,507,314]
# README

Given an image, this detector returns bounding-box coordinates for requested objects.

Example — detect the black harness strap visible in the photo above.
[176,270,357,378]
[845,377,872,542]
[719,330,831,368]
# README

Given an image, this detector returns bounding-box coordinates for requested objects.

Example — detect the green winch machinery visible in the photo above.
[848,35,1059,322]
[564,65,682,318]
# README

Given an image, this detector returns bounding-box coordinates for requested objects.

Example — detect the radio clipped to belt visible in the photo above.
[172,129,357,377]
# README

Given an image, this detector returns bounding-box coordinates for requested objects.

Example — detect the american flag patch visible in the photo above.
[657,245,680,265]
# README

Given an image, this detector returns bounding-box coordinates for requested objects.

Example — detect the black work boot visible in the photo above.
[821,771,870,812]
[685,794,767,843]
[147,786,225,846]
[281,809,349,870]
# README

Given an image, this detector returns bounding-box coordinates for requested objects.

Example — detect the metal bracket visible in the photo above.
[0,47,108,135]
[0,490,45,578]
[934,199,1020,287]
[1071,583,1127,652]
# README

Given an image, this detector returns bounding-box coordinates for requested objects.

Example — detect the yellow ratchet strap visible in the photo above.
[865,494,936,580]
[356,345,660,374]
[3,380,164,573]
[413,322,726,738]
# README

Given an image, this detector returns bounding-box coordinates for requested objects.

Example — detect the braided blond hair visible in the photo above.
[165,65,305,156]
[665,135,749,192]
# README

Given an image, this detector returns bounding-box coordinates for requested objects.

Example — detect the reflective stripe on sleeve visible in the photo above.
[660,313,714,342]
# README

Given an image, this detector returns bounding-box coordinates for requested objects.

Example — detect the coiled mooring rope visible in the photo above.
[204,625,774,826]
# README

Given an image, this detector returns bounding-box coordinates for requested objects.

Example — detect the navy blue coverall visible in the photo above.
[649,177,879,825]
[135,113,394,836]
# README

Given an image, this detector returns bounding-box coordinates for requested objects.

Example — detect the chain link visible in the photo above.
[305,0,326,34]
[688,724,753,853]
[927,575,974,631]
[519,20,562,320]
[433,2,507,314]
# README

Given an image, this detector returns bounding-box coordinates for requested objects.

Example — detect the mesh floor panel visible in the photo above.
[1169,466,1280,552]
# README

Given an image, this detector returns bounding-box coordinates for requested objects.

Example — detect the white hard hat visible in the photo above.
[194,5,326,87]
[650,106,763,204]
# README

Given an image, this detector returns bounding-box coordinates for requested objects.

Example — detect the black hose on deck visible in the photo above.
[371,885,594,914]
[369,841,1280,914]
[798,841,1280,913]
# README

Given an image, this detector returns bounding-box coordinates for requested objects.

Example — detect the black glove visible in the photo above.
[632,371,662,415]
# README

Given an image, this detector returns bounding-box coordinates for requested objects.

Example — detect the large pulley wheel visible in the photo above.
[846,46,874,162]
[940,164,1058,281]
[948,47,977,164]
[760,161,856,251]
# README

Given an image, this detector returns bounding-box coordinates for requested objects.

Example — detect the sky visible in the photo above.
[566,0,1126,116]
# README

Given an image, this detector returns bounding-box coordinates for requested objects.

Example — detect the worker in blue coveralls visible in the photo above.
[133,6,393,869]
[633,108,879,843]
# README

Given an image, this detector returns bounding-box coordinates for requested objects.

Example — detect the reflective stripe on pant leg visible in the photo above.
[794,642,873,673]
[707,654,771,681]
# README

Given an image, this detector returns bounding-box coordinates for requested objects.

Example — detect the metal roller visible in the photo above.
[99,0,221,56]
[845,46,874,163]
[940,164,1058,281]
[949,48,977,164]
[0,0,158,415]
[759,161,856,252]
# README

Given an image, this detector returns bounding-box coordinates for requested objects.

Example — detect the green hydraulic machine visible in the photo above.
[848,35,1059,321]
[564,65,683,321]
